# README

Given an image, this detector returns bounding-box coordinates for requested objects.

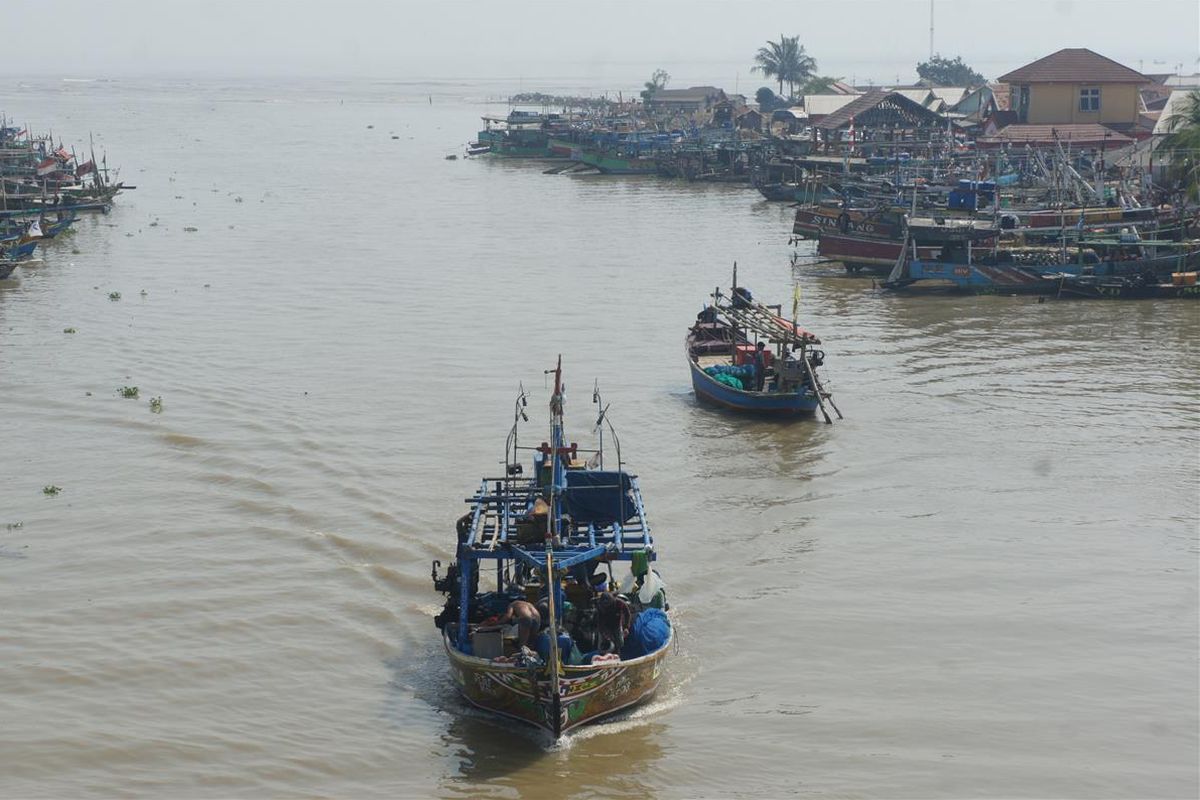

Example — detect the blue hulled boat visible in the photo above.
[882,216,1200,294]
[686,276,840,422]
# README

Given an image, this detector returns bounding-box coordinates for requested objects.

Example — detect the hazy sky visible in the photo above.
[5,0,1198,88]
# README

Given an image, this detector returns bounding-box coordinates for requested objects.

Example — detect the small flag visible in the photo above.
[36,158,57,176]
[847,116,855,144]
[76,160,95,176]
[27,220,43,239]
[54,147,71,161]
[792,283,801,321]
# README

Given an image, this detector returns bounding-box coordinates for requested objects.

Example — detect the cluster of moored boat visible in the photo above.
[783,153,1200,298]
[0,119,129,280]
[468,108,1200,299]
[432,276,836,739]
[470,109,757,180]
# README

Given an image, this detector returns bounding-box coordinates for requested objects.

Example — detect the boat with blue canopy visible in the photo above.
[431,357,671,738]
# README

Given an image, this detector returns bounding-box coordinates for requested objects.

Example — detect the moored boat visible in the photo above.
[432,358,672,738]
[572,147,658,175]
[882,217,1200,294]
[687,271,840,421]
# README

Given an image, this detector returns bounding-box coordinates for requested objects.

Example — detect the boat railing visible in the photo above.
[461,476,651,557]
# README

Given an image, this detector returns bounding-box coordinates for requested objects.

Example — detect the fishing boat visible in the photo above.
[882,217,1200,294]
[1047,271,1200,300]
[571,147,659,175]
[432,358,672,738]
[686,270,840,421]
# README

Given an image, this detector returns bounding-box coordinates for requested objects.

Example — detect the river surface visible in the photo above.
[0,78,1197,799]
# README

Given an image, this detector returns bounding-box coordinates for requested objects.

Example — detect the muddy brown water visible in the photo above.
[1,78,1196,799]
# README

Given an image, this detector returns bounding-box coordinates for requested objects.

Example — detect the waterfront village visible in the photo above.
[466,45,1200,298]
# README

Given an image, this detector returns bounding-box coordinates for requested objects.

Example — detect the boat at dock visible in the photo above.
[687,272,840,421]
[882,217,1200,294]
[432,358,672,738]
[572,147,659,175]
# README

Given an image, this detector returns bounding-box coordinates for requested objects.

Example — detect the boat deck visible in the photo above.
[463,476,652,559]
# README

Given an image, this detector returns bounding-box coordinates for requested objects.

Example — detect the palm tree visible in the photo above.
[753,36,818,101]
[1159,89,1200,200]
[788,44,817,98]
[754,35,790,97]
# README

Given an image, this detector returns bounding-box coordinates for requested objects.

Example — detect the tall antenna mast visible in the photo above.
[929,0,935,60]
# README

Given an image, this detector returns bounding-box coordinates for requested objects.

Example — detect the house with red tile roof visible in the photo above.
[997,48,1150,129]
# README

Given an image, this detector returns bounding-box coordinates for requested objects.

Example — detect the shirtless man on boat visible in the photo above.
[498,600,540,648]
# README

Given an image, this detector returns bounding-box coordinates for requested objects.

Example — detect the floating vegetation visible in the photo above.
[149,396,163,413]
[63,327,76,334]
[140,289,148,296]
[4,521,22,530]
[183,226,198,232]
[43,485,61,496]
[108,291,121,301]
[118,385,139,399]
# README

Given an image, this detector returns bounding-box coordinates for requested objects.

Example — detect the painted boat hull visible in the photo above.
[0,260,17,279]
[688,357,818,416]
[817,233,940,273]
[573,149,658,175]
[443,626,671,737]
[793,207,904,239]
[888,251,1200,294]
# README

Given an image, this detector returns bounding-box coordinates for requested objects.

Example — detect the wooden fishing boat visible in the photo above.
[1047,271,1200,300]
[571,148,658,175]
[432,358,672,738]
[882,220,1200,294]
[686,269,840,422]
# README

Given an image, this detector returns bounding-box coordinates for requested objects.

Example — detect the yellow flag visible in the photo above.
[792,283,801,322]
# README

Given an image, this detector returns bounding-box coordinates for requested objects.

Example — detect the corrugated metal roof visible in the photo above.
[979,123,1133,146]
[890,88,937,106]
[1153,89,1196,136]
[927,87,968,104]
[998,48,1148,84]
[817,91,946,130]
[801,94,859,116]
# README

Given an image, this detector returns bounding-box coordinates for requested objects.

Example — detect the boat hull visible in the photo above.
[888,251,1200,294]
[573,150,658,175]
[688,358,818,415]
[817,233,940,274]
[443,627,670,737]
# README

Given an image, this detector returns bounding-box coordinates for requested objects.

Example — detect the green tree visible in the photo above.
[753,36,817,99]
[1159,89,1200,200]
[916,55,985,87]
[640,69,670,103]
[755,86,783,112]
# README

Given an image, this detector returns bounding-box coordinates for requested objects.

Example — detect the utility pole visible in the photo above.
[929,0,935,60]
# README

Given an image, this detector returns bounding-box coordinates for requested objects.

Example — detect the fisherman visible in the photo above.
[497,600,540,648]
[595,592,632,655]
[753,341,767,391]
